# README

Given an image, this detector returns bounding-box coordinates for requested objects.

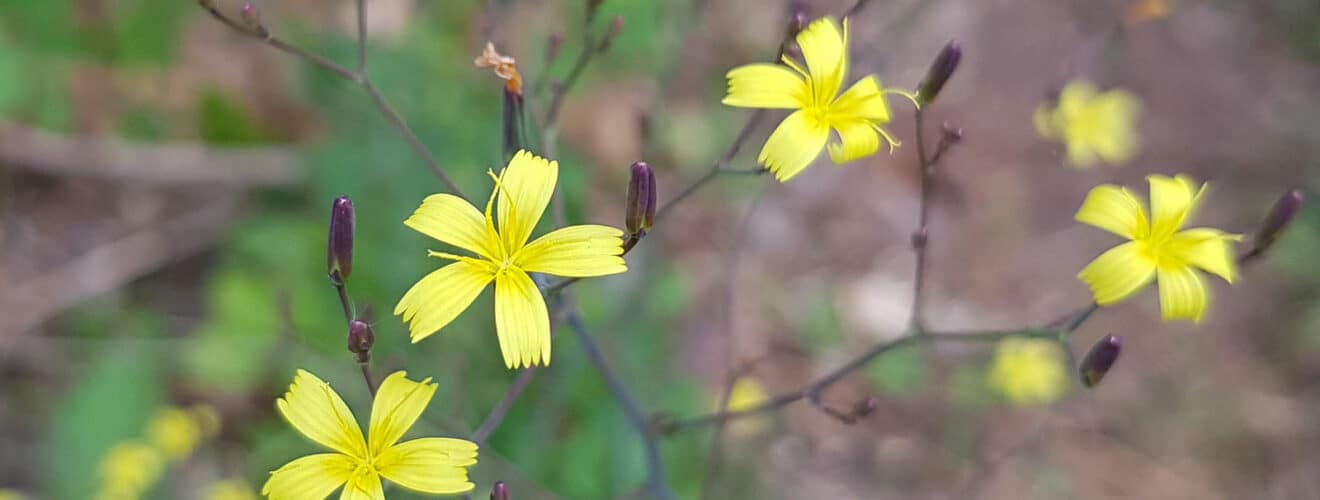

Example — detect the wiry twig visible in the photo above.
[468,367,537,445]
[658,328,1061,434]
[565,312,677,500]
[200,1,466,199]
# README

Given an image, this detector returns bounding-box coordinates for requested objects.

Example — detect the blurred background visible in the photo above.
[2,0,1320,498]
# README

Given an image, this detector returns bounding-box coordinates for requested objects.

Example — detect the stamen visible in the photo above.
[875,125,901,153]
[884,89,922,110]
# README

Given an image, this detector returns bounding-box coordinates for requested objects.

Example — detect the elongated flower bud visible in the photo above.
[1079,334,1122,388]
[502,87,527,160]
[1254,189,1304,254]
[327,196,355,285]
[917,40,962,106]
[490,481,509,500]
[240,2,268,38]
[625,162,656,236]
[347,319,374,363]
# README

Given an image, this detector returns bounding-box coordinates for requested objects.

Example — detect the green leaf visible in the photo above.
[47,336,162,498]
[865,345,926,396]
[184,270,280,393]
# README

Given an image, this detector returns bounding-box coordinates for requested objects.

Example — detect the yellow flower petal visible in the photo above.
[1033,105,1060,139]
[497,150,558,253]
[1056,80,1097,118]
[758,110,830,182]
[367,371,438,456]
[1156,264,1208,322]
[1078,241,1157,305]
[830,76,890,122]
[826,119,880,164]
[722,63,808,109]
[275,370,367,458]
[394,261,494,343]
[1167,228,1241,283]
[1148,174,1204,239]
[377,438,478,495]
[1075,185,1150,240]
[404,194,500,260]
[261,453,354,500]
[517,225,627,277]
[1065,139,1098,168]
[494,268,551,369]
[337,470,383,500]
[796,17,847,104]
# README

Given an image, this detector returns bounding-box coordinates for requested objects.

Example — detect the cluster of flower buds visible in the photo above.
[917,40,962,106]
[327,196,375,364]
[1079,334,1122,388]
[624,161,657,252]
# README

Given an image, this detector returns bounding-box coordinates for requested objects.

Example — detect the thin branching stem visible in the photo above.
[468,367,537,445]
[201,2,467,199]
[566,313,678,500]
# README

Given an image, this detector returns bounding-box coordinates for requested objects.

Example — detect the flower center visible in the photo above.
[1136,236,1181,269]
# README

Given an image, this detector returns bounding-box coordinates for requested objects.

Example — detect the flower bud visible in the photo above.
[1078,334,1122,388]
[490,481,509,500]
[239,2,268,38]
[917,40,962,106]
[347,320,374,363]
[502,86,527,158]
[1253,189,1304,254]
[598,16,624,52]
[851,396,879,418]
[625,161,656,236]
[327,196,355,285]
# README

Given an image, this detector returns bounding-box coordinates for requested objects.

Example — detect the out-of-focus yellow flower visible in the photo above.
[1034,80,1140,168]
[202,478,258,500]
[95,442,164,500]
[719,378,770,436]
[988,338,1068,405]
[262,370,478,499]
[145,407,201,461]
[1076,175,1241,322]
[725,378,769,412]
[1125,0,1171,25]
[722,17,911,182]
[0,489,28,500]
[395,150,627,369]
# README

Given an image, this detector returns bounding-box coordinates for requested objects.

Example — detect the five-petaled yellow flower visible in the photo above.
[988,338,1068,405]
[262,370,478,499]
[722,17,908,182]
[1034,79,1141,168]
[395,150,627,369]
[1076,174,1241,322]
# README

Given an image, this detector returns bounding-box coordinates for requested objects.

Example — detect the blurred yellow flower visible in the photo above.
[262,370,478,499]
[0,489,28,500]
[1076,175,1241,322]
[725,378,769,412]
[722,17,909,182]
[1034,80,1140,168]
[95,442,163,500]
[145,407,204,461]
[988,338,1068,405]
[395,150,627,369]
[202,478,258,500]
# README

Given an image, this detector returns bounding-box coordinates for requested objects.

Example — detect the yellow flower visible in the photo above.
[395,150,627,369]
[95,442,164,500]
[988,338,1068,405]
[262,370,478,499]
[722,17,908,182]
[0,489,28,500]
[1076,175,1241,322]
[724,378,768,413]
[145,407,205,461]
[203,479,258,500]
[1034,80,1140,167]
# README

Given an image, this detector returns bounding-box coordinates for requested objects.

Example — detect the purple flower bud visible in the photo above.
[490,481,509,500]
[625,162,656,236]
[1254,189,1304,253]
[852,396,879,418]
[1079,334,1122,388]
[917,40,962,106]
[502,87,527,158]
[347,319,374,363]
[327,196,355,285]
